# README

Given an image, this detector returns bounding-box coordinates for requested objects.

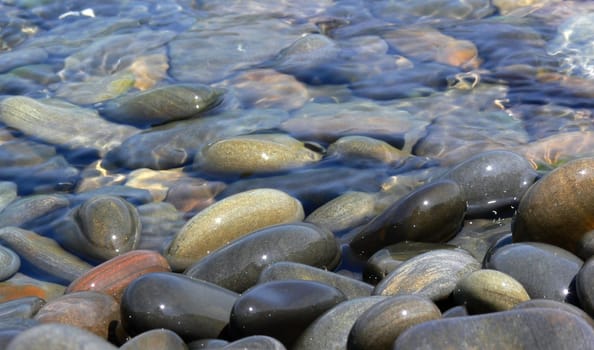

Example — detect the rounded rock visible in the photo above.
[305,191,376,233]
[0,273,65,303]
[5,323,117,350]
[326,135,411,166]
[514,299,594,328]
[222,336,286,350]
[577,256,594,317]
[0,296,45,319]
[0,246,20,282]
[120,329,187,350]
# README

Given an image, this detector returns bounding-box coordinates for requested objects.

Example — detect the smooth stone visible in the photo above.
[326,135,411,166]
[292,296,387,350]
[305,191,376,234]
[0,227,92,283]
[442,305,469,318]
[121,272,238,340]
[0,318,40,348]
[184,223,340,293]
[517,131,594,170]
[0,273,65,303]
[0,96,138,156]
[441,150,537,217]
[484,242,583,302]
[54,195,142,262]
[230,280,346,345]
[0,246,20,281]
[374,249,481,302]
[576,256,594,317]
[348,295,441,350]
[349,180,465,257]
[363,242,458,284]
[196,133,323,174]
[0,47,48,74]
[187,339,229,349]
[66,250,171,303]
[120,329,187,350]
[0,194,69,230]
[99,84,224,127]
[259,261,373,299]
[514,299,594,328]
[165,188,304,270]
[0,297,45,319]
[6,323,118,350]
[0,182,17,212]
[512,157,594,259]
[56,71,135,105]
[453,269,530,314]
[34,291,119,339]
[394,308,594,350]
[222,336,286,350]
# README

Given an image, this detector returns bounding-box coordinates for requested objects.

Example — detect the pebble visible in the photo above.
[0,194,69,229]
[394,308,594,350]
[136,202,185,250]
[348,295,441,350]
[183,223,340,293]
[514,299,594,328]
[0,182,17,212]
[55,71,135,105]
[512,157,594,259]
[258,261,373,299]
[187,338,228,349]
[5,323,118,350]
[0,297,45,319]
[229,280,346,345]
[66,250,171,302]
[120,329,187,350]
[576,256,594,317]
[326,136,411,166]
[34,291,119,339]
[121,272,238,340]
[222,336,286,350]
[453,269,530,314]
[0,227,92,283]
[0,246,20,282]
[374,249,481,302]
[349,180,465,257]
[165,188,304,270]
[450,218,512,263]
[196,133,323,174]
[485,242,583,302]
[305,191,376,233]
[0,273,65,303]
[292,296,386,350]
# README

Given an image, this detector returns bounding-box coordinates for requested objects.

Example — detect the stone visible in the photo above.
[0,194,69,229]
[326,136,411,166]
[120,329,187,350]
[305,191,376,233]
[514,299,594,328]
[0,273,65,303]
[5,323,118,350]
[222,336,285,350]
[0,297,45,319]
[0,246,19,282]
[576,256,594,317]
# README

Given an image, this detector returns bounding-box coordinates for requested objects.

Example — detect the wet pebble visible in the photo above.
[0,297,45,319]
[0,273,65,303]
[184,223,340,293]
[349,180,465,257]
[5,323,117,350]
[222,336,285,350]
[0,246,19,282]
[259,261,373,299]
[576,256,594,317]
[484,242,583,302]
[165,188,304,270]
[229,280,346,345]
[512,157,594,259]
[305,191,376,233]
[326,136,411,166]
[514,299,594,328]
[34,291,119,339]
[120,329,187,350]
[0,182,17,212]
[374,249,481,302]
[348,295,441,350]
[121,272,238,340]
[394,308,594,350]
[453,269,530,314]
[0,194,69,230]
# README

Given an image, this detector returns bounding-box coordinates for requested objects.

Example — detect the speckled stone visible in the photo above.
[184,223,340,293]
[5,323,118,350]
[326,135,411,166]
[165,188,304,270]
[121,272,238,340]
[513,157,594,259]
[484,242,582,302]
[292,296,387,350]
[348,295,441,350]
[0,297,45,319]
[394,308,594,350]
[0,246,19,281]
[514,299,594,328]
[222,336,285,350]
[230,280,346,345]
[453,269,530,314]
[120,329,187,350]
[305,191,376,233]
[374,249,481,302]
[441,150,536,217]
[0,273,65,303]
[196,133,323,174]
[349,180,465,257]
[0,194,69,229]
[34,291,119,339]
[577,256,594,317]
[258,261,373,299]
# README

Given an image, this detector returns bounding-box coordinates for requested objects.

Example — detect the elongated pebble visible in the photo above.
[0,246,20,282]
[305,191,376,233]
[6,323,118,350]
[0,297,45,319]
[0,273,65,303]
[0,194,69,229]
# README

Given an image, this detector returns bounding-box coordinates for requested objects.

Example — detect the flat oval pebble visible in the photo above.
[66,250,171,302]
[453,269,530,314]
[292,296,387,350]
[577,256,594,317]
[0,297,45,319]
[222,335,286,350]
[0,227,92,283]
[184,223,340,293]
[165,188,304,270]
[513,157,594,258]
[99,84,224,126]
[305,191,376,233]
[121,272,238,340]
[229,280,346,345]
[326,135,411,166]
[196,133,322,174]
[258,261,373,299]
[55,195,141,262]
[5,323,117,350]
[120,329,187,350]
[0,246,19,282]
[34,291,119,339]
[441,150,537,217]
[394,308,594,350]
[484,242,583,302]
[514,299,594,328]
[374,249,481,302]
[348,295,441,350]
[0,273,65,303]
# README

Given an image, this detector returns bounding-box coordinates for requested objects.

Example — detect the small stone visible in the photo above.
[0,297,45,319]
[222,336,285,350]
[514,299,594,328]
[0,194,69,229]
[576,256,594,317]
[305,191,376,233]
[0,273,65,303]
[326,136,411,166]
[0,246,20,282]
[6,323,118,350]
[120,329,187,350]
